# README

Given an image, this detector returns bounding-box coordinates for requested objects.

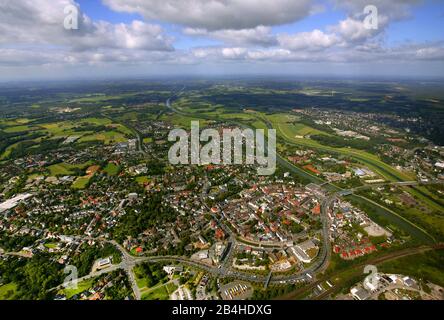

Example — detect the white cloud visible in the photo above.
[70,20,174,51]
[278,29,340,51]
[0,0,441,78]
[183,26,277,47]
[188,41,444,64]
[102,0,314,30]
[0,0,174,52]
[328,15,390,43]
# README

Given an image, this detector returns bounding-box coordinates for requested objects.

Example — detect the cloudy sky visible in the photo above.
[0,0,443,80]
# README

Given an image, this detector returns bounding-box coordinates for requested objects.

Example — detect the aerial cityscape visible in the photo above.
[0,0,443,307]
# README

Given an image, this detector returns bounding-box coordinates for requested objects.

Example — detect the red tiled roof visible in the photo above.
[312,204,321,215]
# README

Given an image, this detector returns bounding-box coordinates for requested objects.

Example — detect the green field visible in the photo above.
[40,122,76,135]
[136,277,148,289]
[0,142,21,160]
[81,117,112,125]
[78,131,127,144]
[3,125,34,133]
[72,176,92,189]
[47,161,92,176]
[140,281,178,300]
[44,242,58,249]
[378,249,444,287]
[160,113,210,128]
[0,283,18,300]
[0,118,31,126]
[103,163,120,176]
[135,176,151,185]
[37,118,132,143]
[214,112,255,122]
[263,113,327,137]
[279,122,327,138]
[349,195,436,244]
[61,279,95,299]
[141,285,169,300]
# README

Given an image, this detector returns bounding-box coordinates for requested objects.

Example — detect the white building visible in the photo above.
[0,193,33,214]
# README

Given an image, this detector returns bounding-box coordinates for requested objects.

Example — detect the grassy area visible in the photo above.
[3,125,33,133]
[72,176,92,189]
[356,185,444,241]
[80,117,112,125]
[0,283,18,300]
[378,249,444,287]
[136,277,148,289]
[62,279,94,299]
[165,282,178,293]
[280,122,325,137]
[135,176,151,185]
[103,163,120,176]
[160,113,210,128]
[217,112,259,122]
[67,92,148,103]
[78,131,127,144]
[0,118,30,126]
[47,163,75,176]
[34,118,132,145]
[40,122,76,135]
[0,142,21,160]
[408,185,444,213]
[47,161,92,176]
[141,285,169,300]
[44,242,58,249]
[348,195,435,244]
[143,137,153,143]
[264,113,328,138]
[140,281,178,301]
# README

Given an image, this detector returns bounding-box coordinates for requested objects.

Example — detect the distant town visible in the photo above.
[0,79,443,301]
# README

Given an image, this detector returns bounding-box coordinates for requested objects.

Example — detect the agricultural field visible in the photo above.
[265,113,329,138]
[47,161,92,176]
[160,113,210,128]
[3,125,34,133]
[78,131,127,144]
